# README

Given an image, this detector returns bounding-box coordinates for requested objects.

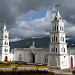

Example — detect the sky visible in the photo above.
[0,0,75,41]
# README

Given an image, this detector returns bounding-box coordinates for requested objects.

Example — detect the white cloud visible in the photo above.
[10,11,54,39]
[9,10,75,41]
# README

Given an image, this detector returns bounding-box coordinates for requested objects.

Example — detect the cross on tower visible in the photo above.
[55,4,60,11]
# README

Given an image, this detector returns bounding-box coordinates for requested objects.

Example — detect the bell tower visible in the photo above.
[1,20,10,61]
[48,4,69,69]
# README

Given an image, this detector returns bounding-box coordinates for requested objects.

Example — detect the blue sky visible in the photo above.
[17,8,47,28]
[20,8,47,22]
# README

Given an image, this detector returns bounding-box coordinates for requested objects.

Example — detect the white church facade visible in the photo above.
[0,8,75,69]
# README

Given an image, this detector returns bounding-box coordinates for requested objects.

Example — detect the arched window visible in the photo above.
[56,48,57,52]
[54,34,55,42]
[56,37,57,42]
[57,26,58,31]
[5,49,7,52]
[54,47,55,52]
[64,48,65,52]
[5,42,7,45]
[61,37,64,42]
[63,37,64,42]
[5,42,8,45]
[61,47,65,53]
[5,35,7,38]
[55,25,56,31]
[5,49,8,52]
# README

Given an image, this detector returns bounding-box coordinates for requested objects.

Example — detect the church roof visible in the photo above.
[53,10,62,21]
[3,20,7,32]
[55,11,61,20]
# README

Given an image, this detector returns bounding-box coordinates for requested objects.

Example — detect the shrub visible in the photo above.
[0,70,55,75]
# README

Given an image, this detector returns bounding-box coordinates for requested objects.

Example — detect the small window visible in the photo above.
[5,35,7,38]
[54,36,55,42]
[5,49,8,52]
[56,48,57,52]
[55,25,56,31]
[45,56,48,63]
[64,48,65,52]
[57,26,58,31]
[61,47,65,53]
[5,42,8,45]
[5,49,7,52]
[5,42,7,45]
[56,37,57,41]
[54,47,55,52]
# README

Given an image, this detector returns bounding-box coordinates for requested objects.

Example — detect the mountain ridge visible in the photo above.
[10,37,75,49]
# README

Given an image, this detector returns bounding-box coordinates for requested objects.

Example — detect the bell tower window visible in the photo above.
[56,48,57,52]
[57,26,58,31]
[55,23,56,31]
[5,49,7,52]
[56,37,57,42]
[54,34,55,42]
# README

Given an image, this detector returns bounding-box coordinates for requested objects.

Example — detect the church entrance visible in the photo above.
[71,57,73,68]
[30,53,35,63]
[5,56,8,61]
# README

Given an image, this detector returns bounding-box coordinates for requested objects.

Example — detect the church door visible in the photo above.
[71,57,73,68]
[30,53,35,63]
[5,56,8,61]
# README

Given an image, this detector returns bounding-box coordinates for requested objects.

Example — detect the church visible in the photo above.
[0,7,75,70]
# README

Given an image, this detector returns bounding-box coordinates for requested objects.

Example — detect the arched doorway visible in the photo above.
[5,56,8,61]
[30,53,35,63]
[71,57,73,68]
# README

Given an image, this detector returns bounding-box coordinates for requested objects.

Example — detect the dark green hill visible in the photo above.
[10,37,75,49]
[10,37,50,49]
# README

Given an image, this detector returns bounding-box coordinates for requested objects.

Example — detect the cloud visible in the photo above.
[9,11,53,39]
[0,0,75,40]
